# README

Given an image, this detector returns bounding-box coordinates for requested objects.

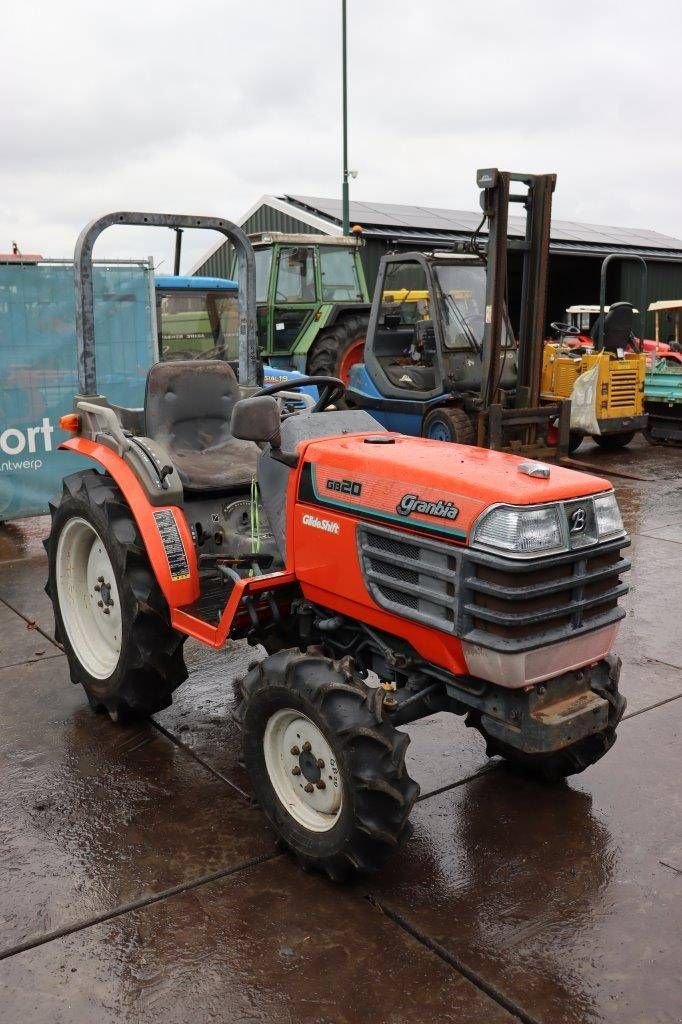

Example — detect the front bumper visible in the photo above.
[447,656,624,754]
[462,622,619,687]
[595,414,648,434]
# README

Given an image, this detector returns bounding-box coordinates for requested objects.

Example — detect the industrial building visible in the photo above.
[192,193,682,334]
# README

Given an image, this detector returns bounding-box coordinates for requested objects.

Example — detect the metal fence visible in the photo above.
[0,260,156,521]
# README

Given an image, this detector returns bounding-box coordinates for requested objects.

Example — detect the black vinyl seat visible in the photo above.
[383,363,436,390]
[144,360,260,492]
[591,302,635,353]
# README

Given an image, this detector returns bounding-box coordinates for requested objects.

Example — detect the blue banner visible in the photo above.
[0,262,155,521]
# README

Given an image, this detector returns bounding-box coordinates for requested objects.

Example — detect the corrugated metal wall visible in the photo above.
[193,207,323,278]
[620,260,682,336]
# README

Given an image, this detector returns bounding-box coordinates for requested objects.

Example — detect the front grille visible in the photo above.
[556,361,580,397]
[461,539,630,651]
[357,524,459,631]
[608,369,638,409]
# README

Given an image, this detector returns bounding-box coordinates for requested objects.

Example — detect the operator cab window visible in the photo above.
[319,247,363,301]
[375,262,435,391]
[254,248,273,303]
[275,247,316,302]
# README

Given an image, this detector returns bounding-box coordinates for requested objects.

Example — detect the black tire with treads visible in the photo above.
[235,649,419,880]
[306,314,368,383]
[44,469,187,722]
[593,431,636,450]
[422,406,475,445]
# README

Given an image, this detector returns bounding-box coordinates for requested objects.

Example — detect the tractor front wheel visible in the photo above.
[592,431,636,450]
[236,650,419,880]
[422,406,475,445]
[45,469,188,722]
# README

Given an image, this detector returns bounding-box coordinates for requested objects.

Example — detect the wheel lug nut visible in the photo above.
[304,783,314,794]
[317,758,325,769]
[94,584,101,592]
[315,780,326,790]
[103,608,110,615]
[97,576,104,583]
[301,741,312,753]
[290,745,300,755]
[291,766,301,776]
[97,601,104,608]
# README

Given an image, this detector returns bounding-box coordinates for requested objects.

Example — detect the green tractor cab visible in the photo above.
[239,233,371,383]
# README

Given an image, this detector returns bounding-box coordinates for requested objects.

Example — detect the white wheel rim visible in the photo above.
[263,709,343,832]
[55,517,122,679]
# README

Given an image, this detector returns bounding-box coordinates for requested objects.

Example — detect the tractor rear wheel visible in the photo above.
[45,469,187,722]
[236,649,419,880]
[467,671,626,783]
[306,314,369,387]
[422,406,475,445]
[593,431,636,450]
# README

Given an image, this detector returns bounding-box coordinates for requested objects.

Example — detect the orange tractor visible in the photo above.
[46,213,629,881]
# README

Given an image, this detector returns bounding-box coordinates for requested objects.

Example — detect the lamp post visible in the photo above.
[341,0,350,235]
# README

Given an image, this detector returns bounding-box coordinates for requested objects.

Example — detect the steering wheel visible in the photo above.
[254,375,345,412]
[551,321,581,337]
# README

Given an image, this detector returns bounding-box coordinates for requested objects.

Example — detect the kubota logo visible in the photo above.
[570,507,586,533]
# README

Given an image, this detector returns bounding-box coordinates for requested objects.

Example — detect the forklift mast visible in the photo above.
[476,169,564,450]
[478,168,555,408]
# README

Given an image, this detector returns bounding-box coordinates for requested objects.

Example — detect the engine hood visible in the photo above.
[297,432,611,542]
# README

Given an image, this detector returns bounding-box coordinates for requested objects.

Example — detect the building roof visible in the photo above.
[285,195,682,259]
[191,192,682,273]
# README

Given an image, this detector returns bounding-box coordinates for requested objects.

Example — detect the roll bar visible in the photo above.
[597,253,648,351]
[74,212,257,395]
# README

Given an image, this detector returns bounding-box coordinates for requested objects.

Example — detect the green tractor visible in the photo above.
[240,233,371,383]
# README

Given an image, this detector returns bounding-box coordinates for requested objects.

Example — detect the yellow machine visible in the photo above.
[541,345,646,450]
[542,253,649,452]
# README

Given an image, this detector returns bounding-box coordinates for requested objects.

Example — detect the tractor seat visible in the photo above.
[591,302,634,353]
[144,360,260,492]
[384,363,436,391]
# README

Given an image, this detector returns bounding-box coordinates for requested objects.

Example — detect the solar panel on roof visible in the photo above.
[286,194,682,252]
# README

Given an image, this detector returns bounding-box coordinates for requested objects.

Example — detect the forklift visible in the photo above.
[541,254,649,452]
[346,168,570,453]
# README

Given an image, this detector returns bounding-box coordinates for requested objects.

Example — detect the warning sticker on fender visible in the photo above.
[153,509,191,581]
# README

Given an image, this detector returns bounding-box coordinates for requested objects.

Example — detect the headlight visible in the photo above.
[471,504,566,558]
[594,491,625,540]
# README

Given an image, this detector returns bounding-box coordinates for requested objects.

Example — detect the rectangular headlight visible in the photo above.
[472,505,566,558]
[594,491,625,540]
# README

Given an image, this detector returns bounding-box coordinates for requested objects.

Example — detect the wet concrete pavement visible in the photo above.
[0,436,680,1023]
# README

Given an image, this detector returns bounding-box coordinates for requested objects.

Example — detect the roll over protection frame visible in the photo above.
[73,212,257,394]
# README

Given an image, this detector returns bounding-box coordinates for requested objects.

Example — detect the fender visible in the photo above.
[60,436,200,608]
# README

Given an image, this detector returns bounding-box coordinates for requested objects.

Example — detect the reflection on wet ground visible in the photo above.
[0,438,681,1023]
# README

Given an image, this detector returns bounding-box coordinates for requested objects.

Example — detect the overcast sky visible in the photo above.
[3,0,681,273]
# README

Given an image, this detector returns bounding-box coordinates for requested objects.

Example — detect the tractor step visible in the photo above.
[181,569,230,625]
